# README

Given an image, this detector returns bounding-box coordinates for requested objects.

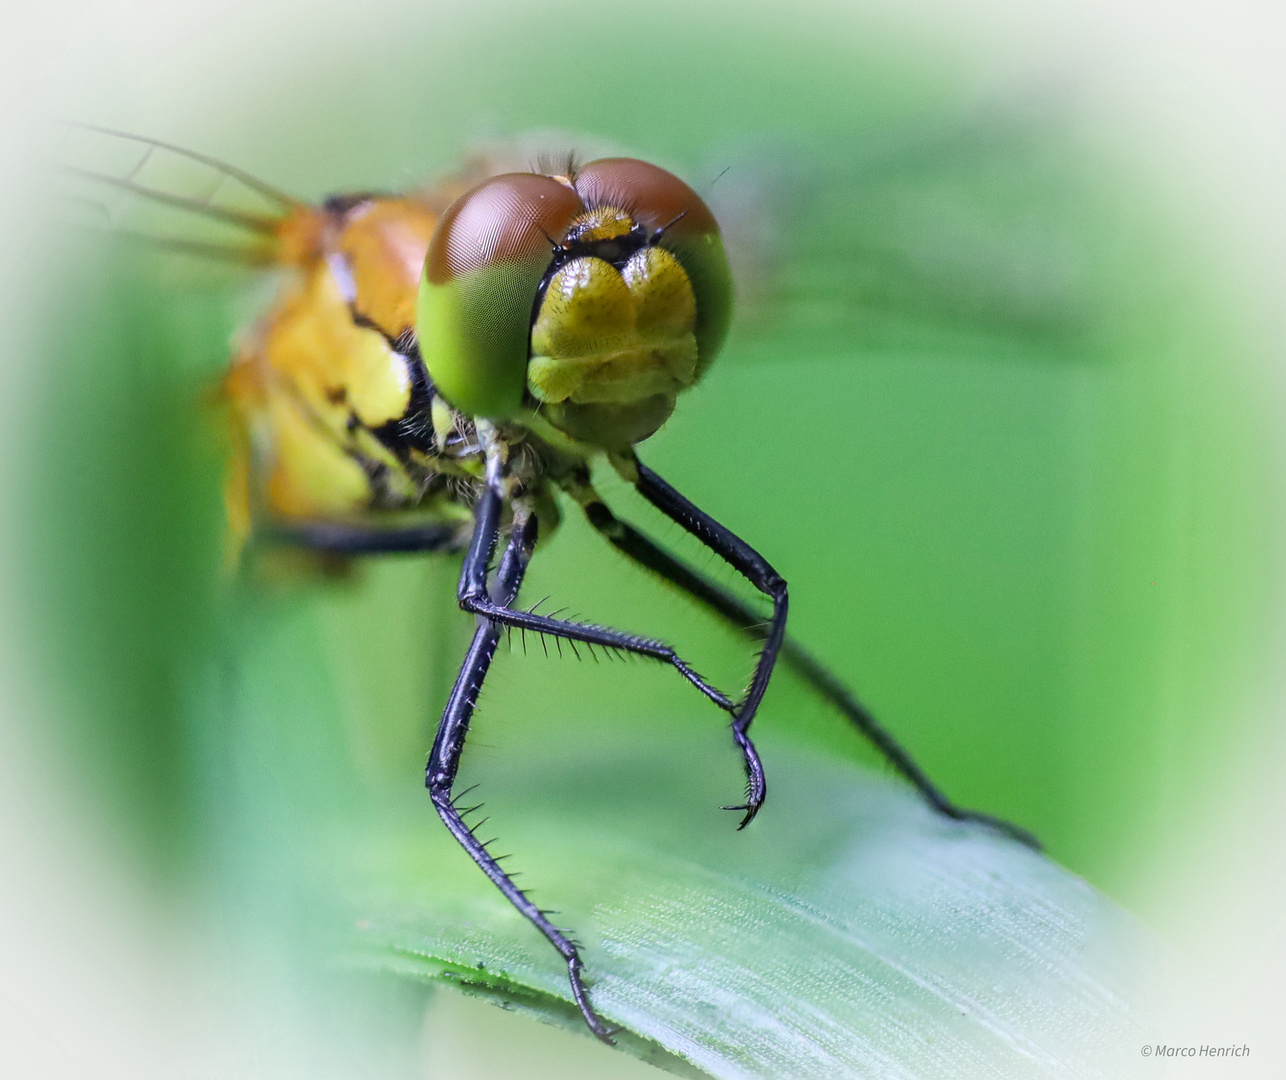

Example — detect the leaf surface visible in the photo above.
[331,729,1156,1079]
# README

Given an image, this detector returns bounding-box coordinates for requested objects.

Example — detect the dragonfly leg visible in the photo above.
[257,518,470,555]
[575,483,1040,850]
[616,458,787,830]
[458,487,736,715]
[426,511,616,1044]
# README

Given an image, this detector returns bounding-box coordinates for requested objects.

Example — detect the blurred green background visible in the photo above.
[13,0,1281,1073]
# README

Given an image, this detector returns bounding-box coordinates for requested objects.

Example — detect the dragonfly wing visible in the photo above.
[703,108,1099,358]
[53,122,299,266]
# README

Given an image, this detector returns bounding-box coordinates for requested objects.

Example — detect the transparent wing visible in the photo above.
[703,106,1102,360]
[54,122,301,265]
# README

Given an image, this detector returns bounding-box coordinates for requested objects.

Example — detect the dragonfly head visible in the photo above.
[417,158,732,449]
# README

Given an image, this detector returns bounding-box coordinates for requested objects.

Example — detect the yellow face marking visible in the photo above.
[527,246,698,407]
[624,246,699,341]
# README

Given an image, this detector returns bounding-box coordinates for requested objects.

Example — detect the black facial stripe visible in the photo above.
[560,221,652,270]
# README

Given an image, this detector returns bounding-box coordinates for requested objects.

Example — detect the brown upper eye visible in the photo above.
[573,158,719,239]
[426,173,584,286]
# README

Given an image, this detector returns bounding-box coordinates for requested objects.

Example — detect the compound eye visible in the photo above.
[418,173,583,419]
[576,159,732,373]
[574,158,718,236]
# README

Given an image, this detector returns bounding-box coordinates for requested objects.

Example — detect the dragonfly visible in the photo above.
[61,121,1039,1044]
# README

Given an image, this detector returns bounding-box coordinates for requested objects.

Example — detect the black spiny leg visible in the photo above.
[575,483,1040,850]
[457,487,736,715]
[259,518,470,555]
[425,510,616,1044]
[623,458,788,830]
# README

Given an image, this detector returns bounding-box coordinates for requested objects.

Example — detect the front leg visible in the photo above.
[618,454,789,828]
[426,509,616,1043]
[458,486,737,714]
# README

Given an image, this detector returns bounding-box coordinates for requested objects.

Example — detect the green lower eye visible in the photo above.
[418,257,549,420]
[418,172,583,419]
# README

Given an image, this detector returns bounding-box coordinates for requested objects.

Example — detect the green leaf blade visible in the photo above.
[349,740,1157,1078]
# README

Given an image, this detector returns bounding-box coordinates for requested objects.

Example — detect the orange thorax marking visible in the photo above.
[274,196,439,335]
[335,198,440,335]
[225,195,443,530]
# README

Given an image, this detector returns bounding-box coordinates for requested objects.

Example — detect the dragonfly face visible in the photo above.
[418,158,732,449]
[62,123,1037,1047]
